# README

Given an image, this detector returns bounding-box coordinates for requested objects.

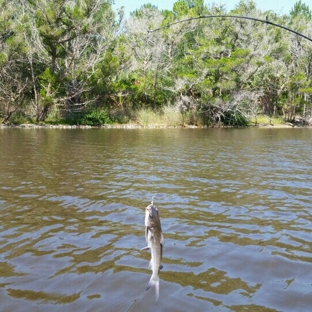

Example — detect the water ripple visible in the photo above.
[1,128,312,311]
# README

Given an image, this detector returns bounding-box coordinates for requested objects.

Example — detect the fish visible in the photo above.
[141,201,164,303]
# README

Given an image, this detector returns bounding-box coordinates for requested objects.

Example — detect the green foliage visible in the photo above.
[48,108,112,126]
[250,115,284,125]
[109,108,132,124]
[45,108,62,124]
[80,109,111,126]
[234,0,257,13]
[300,87,312,93]
[290,1,312,20]
[221,111,250,126]
[131,3,159,18]
[8,111,31,124]
[135,105,183,127]
[1,0,312,126]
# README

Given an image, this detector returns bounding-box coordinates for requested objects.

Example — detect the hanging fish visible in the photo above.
[141,200,164,303]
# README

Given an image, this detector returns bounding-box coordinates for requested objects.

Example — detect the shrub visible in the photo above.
[55,108,112,125]
[135,105,183,127]
[9,111,30,124]
[80,109,111,125]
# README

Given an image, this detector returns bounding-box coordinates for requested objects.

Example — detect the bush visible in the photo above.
[80,109,111,126]
[45,108,63,124]
[109,108,132,124]
[49,108,112,125]
[9,111,31,124]
[135,105,183,127]
[135,108,158,127]
[222,111,250,126]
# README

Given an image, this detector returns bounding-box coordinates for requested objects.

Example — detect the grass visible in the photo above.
[135,105,184,127]
[250,114,285,125]
[4,106,290,128]
[8,112,32,124]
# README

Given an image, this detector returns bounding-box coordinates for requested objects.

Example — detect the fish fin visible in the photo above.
[155,279,159,303]
[160,233,164,245]
[145,226,149,242]
[146,277,159,303]
[160,242,163,260]
[146,227,153,241]
[140,246,150,251]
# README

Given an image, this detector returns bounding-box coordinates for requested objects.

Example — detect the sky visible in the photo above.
[113,0,297,16]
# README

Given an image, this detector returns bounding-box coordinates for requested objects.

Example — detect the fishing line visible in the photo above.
[151,193,157,205]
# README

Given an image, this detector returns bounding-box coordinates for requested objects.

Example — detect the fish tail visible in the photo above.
[155,279,159,303]
[146,276,159,303]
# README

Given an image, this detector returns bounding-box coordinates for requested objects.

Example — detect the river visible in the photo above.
[0,128,312,311]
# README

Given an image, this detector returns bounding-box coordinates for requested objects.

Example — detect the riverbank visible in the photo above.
[1,123,311,129]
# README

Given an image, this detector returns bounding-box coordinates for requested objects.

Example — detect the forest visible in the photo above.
[1,0,312,127]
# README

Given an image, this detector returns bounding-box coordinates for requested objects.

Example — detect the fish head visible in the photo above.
[145,204,160,227]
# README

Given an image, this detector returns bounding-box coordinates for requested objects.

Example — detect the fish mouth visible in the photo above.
[146,204,154,218]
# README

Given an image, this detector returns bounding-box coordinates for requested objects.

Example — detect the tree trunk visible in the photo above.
[2,108,17,124]
[37,106,49,122]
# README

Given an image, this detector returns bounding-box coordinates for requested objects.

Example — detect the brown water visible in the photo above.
[0,128,312,311]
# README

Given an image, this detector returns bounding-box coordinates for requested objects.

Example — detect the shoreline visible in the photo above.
[0,123,311,129]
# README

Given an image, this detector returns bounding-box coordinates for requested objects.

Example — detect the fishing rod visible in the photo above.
[149,15,312,43]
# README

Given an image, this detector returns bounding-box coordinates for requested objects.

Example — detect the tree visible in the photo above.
[125,6,174,109]
[1,0,312,125]
[0,0,30,123]
[285,16,312,120]
[27,0,120,121]
[290,1,312,20]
